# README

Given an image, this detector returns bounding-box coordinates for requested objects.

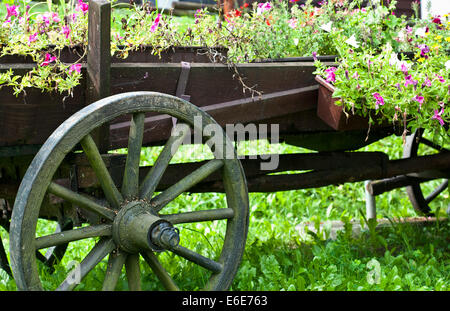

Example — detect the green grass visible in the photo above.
[0,134,448,291]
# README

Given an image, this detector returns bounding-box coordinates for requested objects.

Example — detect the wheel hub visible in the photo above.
[112,201,179,253]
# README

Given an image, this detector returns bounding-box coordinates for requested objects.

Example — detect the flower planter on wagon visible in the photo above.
[0,0,449,291]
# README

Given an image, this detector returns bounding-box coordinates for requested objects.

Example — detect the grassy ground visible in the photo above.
[0,134,448,291]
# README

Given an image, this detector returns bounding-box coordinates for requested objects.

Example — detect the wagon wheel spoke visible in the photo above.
[125,253,141,291]
[80,134,123,210]
[160,208,234,225]
[169,245,223,274]
[425,179,449,204]
[141,251,179,291]
[102,250,127,291]
[47,182,116,221]
[35,224,112,250]
[140,123,190,201]
[57,238,115,291]
[150,159,224,213]
[122,113,145,199]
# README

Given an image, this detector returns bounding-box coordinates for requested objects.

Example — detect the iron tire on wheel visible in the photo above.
[10,92,249,291]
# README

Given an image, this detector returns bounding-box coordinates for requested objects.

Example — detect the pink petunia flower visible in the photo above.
[61,26,70,39]
[288,18,297,29]
[325,67,337,83]
[6,4,19,19]
[431,108,445,126]
[400,63,409,75]
[76,0,89,14]
[150,13,161,33]
[413,95,424,110]
[69,63,82,74]
[41,53,57,66]
[436,75,446,83]
[257,2,272,15]
[28,33,37,44]
[413,95,424,103]
[52,12,61,23]
[38,13,51,27]
[372,92,385,109]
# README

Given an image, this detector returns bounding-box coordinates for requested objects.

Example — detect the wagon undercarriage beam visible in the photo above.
[65,151,450,195]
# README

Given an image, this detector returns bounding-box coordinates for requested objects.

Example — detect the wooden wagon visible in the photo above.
[0,0,448,291]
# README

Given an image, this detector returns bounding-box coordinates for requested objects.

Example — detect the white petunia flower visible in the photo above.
[320,21,332,32]
[345,34,360,48]
[397,30,406,42]
[389,53,411,72]
[415,27,427,37]
[445,60,450,70]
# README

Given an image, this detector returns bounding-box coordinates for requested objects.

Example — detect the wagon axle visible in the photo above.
[112,201,180,253]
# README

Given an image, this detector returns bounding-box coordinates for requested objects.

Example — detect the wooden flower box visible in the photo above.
[315,75,373,131]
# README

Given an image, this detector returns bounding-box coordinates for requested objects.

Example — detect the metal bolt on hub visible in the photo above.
[150,222,180,249]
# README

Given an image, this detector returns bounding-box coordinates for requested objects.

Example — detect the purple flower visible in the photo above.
[312,51,318,61]
[419,44,430,58]
[422,77,432,88]
[325,67,337,83]
[352,72,359,80]
[404,74,417,88]
[372,92,385,109]
[431,108,445,126]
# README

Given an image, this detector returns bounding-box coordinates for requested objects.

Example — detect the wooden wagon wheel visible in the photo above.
[0,200,72,276]
[403,129,449,215]
[10,92,249,290]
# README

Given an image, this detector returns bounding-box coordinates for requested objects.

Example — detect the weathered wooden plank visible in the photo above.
[191,152,450,193]
[87,0,111,153]
[0,84,86,147]
[72,151,389,189]
[109,85,319,149]
[109,62,318,106]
